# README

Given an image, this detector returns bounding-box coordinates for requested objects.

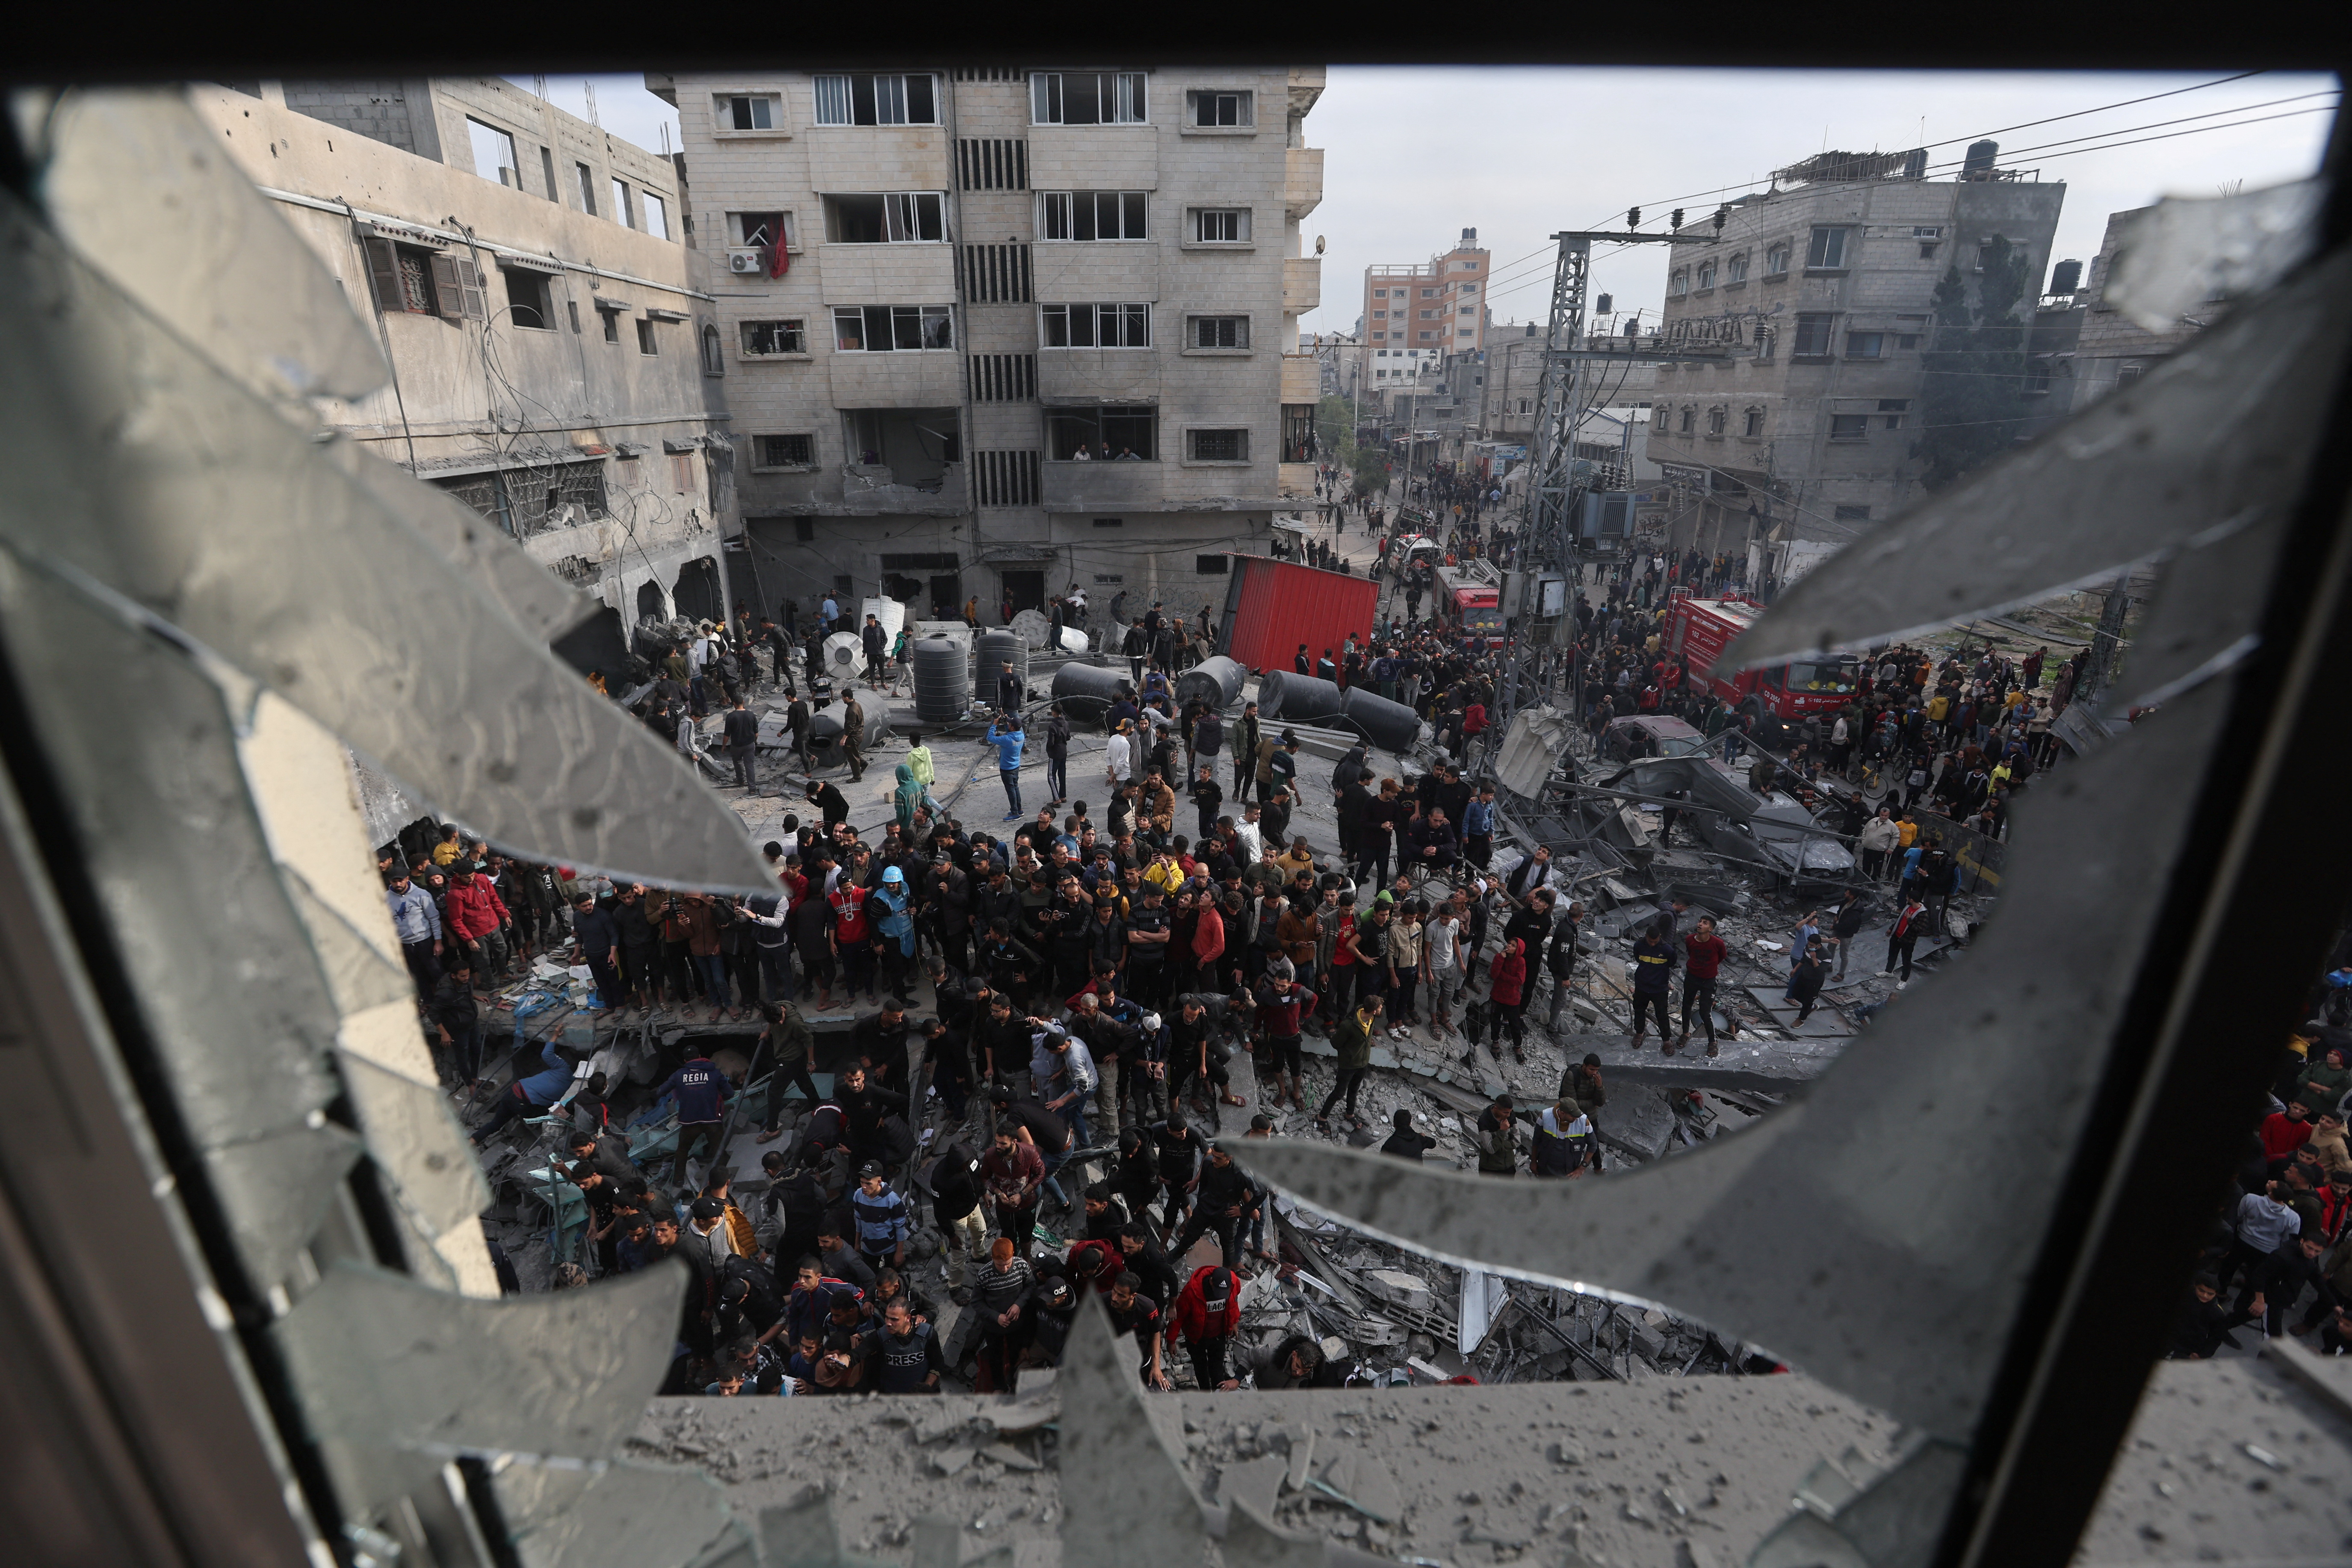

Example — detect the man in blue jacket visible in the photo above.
[985,716,1027,822]
[470,1038,578,1146]
[659,1049,733,1189]
[387,869,443,1001]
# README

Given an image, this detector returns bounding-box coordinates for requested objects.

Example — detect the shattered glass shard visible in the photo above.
[15,86,390,406]
[335,1048,493,1241]
[2102,178,2323,334]
[0,191,773,892]
[1058,1295,1208,1568]
[1719,248,2352,672]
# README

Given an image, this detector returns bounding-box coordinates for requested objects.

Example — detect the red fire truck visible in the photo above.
[1435,562,1504,646]
[1664,591,1860,741]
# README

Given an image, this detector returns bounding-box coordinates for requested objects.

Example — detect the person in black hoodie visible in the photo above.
[1045,702,1072,807]
[1787,942,1829,1025]
[1381,1107,1438,1161]
[2164,1275,2237,1359]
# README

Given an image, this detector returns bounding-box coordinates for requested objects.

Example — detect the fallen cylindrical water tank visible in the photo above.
[1176,656,1246,712]
[822,631,864,685]
[1340,685,1423,753]
[977,629,1029,697]
[911,638,968,724]
[1259,670,1344,727]
[1049,625,1089,656]
[804,709,845,766]
[1051,661,1131,725]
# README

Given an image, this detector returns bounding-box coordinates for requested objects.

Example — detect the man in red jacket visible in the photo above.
[445,864,513,995]
[2260,1101,2314,1175]
[1678,916,1732,1057]
[1170,1264,1243,1390]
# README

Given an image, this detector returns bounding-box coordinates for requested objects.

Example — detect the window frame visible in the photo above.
[635,318,659,356]
[1726,252,1750,285]
[1184,89,1256,130]
[1038,303,1153,350]
[1791,313,1836,360]
[1186,315,1251,352]
[610,178,633,230]
[1806,225,1852,271]
[1828,411,1871,440]
[739,319,810,358]
[751,433,819,472]
[465,118,521,190]
[1028,71,1149,126]
[811,72,941,127]
[498,266,555,331]
[821,192,946,245]
[1183,426,1252,464]
[713,92,789,136]
[1765,243,1791,278]
[574,162,597,216]
[639,191,670,242]
[1036,191,1150,243]
[1743,406,1766,438]
[1188,207,1252,245]
[829,305,955,353]
[1846,330,1887,360]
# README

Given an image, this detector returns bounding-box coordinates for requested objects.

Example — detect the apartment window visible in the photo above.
[1765,244,1790,277]
[1030,71,1146,125]
[1726,252,1749,283]
[753,434,816,470]
[1196,555,1229,575]
[822,192,945,243]
[1049,406,1156,460]
[1375,369,1388,379]
[1829,413,1870,440]
[670,454,695,493]
[1460,260,1479,270]
[700,325,723,376]
[1920,243,1940,260]
[1037,191,1148,242]
[832,305,954,351]
[1372,288,1387,298]
[639,192,669,242]
[1696,261,1716,290]
[1897,332,1921,350]
[1418,310,1436,320]
[566,300,580,333]
[1670,269,1688,297]
[1371,310,1386,320]
[1039,303,1151,348]
[1707,406,1727,436]
[600,307,621,343]
[1188,428,1249,462]
[575,162,597,216]
[1806,226,1851,269]
[500,267,553,330]
[1652,405,1669,431]
[2117,364,2147,386]
[610,179,633,229]
[1834,504,1872,521]
[1187,90,1253,127]
[718,94,780,131]
[813,73,939,126]
[1190,315,1249,349]
[360,238,485,321]
[1879,398,1910,429]
[466,119,520,189]
[1792,313,1835,358]
[1421,287,1436,298]
[1458,282,1477,295]
[1678,406,1694,434]
[636,319,659,355]
[1192,208,1250,243]
[740,319,807,355]
[1743,406,1765,437]
[729,212,793,249]
[1458,306,1475,316]
[538,146,556,201]
[1418,332,1434,341]
[1847,331,1886,360]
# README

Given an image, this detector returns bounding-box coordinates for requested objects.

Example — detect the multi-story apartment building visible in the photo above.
[654,66,1325,624]
[2060,205,2224,412]
[1360,229,1489,398]
[1642,150,2063,573]
[196,80,732,659]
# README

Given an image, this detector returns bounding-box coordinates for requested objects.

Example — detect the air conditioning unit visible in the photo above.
[727,248,766,275]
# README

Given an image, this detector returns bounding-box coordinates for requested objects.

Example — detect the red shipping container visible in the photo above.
[1214,556,1380,674]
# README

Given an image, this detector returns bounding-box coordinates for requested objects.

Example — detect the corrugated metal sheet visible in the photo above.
[1217,556,1379,674]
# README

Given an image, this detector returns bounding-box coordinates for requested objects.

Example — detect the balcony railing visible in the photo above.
[834,462,967,515]
[1041,459,1162,511]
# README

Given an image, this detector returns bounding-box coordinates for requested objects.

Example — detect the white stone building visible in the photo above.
[651,66,1326,626]
[196,79,734,664]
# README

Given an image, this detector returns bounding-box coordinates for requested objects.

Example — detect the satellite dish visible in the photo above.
[1315,235,1326,255]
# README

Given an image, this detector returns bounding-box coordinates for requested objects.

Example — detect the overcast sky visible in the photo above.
[517,68,2337,334]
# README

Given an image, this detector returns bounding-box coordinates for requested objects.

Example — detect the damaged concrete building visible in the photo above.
[650,66,1327,622]
[194,80,739,661]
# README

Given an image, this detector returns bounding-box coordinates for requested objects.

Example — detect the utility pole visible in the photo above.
[1483,216,1719,787]
[2078,572,2133,711]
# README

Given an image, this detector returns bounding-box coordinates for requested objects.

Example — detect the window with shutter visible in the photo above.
[456,258,487,321]
[362,237,405,314]
[428,254,465,320]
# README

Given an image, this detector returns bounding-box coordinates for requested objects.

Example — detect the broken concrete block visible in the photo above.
[1592,1091,1676,1163]
[1281,1425,1315,1492]
[1219,1453,1288,1523]
[932,1447,974,1476]
[1362,1270,1434,1311]
[979,1443,1040,1472]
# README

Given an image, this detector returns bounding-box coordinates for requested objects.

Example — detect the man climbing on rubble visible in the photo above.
[1630,922,1678,1051]
[1676,915,1730,1057]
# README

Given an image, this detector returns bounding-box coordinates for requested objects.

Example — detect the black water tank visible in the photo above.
[1259,670,1345,726]
[1339,685,1424,753]
[1051,661,1130,725]
[1176,656,1246,712]
[1903,147,1927,180]
[1962,140,1998,178]
[2049,258,2083,295]
[977,629,1028,700]
[911,638,967,724]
